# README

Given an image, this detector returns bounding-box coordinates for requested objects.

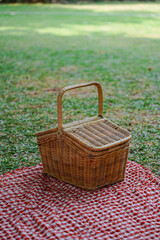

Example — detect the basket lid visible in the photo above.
[65,118,131,149]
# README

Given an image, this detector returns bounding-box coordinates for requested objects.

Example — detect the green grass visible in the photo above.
[0,2,160,175]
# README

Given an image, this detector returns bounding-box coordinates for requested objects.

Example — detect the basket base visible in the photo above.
[43,170,125,190]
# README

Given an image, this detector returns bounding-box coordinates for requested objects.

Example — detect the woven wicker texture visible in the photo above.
[0,161,160,240]
[36,82,132,189]
[66,119,130,148]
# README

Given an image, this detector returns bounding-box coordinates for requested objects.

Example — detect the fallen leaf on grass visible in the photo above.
[44,87,60,92]
[148,67,153,71]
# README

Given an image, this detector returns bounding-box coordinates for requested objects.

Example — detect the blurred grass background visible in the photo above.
[0,2,159,175]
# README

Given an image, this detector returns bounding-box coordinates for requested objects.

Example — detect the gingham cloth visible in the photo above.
[0,161,160,240]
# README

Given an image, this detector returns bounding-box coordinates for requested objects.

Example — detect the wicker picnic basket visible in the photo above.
[35,82,132,190]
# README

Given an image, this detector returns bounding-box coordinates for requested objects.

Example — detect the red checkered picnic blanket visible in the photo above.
[0,161,160,239]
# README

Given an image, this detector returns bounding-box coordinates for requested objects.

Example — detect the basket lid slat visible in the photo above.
[65,118,131,148]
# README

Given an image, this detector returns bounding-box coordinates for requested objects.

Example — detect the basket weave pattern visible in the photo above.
[38,139,129,189]
[36,82,131,190]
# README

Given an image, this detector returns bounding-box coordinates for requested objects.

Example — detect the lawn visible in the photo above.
[0,2,159,175]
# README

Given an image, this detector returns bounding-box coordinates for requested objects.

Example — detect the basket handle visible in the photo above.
[57,81,103,131]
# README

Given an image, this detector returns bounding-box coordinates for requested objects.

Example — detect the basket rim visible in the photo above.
[35,117,132,152]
